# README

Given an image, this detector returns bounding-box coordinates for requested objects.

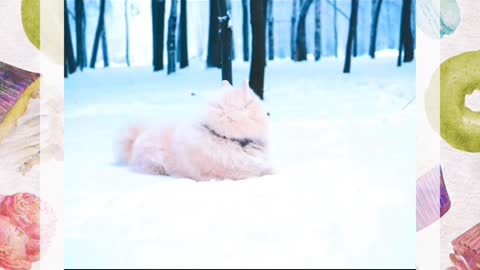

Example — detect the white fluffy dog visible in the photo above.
[114,80,273,181]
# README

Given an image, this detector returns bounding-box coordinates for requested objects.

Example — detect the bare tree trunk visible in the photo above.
[295,0,313,61]
[353,1,358,59]
[218,0,233,84]
[402,0,414,62]
[411,0,416,46]
[152,0,166,71]
[125,0,130,66]
[101,28,109,67]
[241,0,249,61]
[314,0,321,61]
[167,0,178,74]
[352,27,357,57]
[369,0,382,58]
[267,0,274,60]
[397,0,414,66]
[90,0,107,68]
[343,0,358,73]
[65,0,76,77]
[227,0,235,60]
[152,0,157,68]
[75,0,87,70]
[249,0,267,99]
[397,4,404,66]
[290,0,298,60]
[207,0,221,67]
[178,0,188,68]
[333,0,338,57]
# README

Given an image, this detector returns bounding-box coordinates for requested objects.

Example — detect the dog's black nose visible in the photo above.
[267,112,270,117]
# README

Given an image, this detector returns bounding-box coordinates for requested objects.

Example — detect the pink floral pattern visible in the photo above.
[0,193,55,270]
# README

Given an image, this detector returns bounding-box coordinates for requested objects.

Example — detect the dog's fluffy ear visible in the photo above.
[221,80,233,90]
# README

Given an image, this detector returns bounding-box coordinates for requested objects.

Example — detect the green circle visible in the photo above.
[425,51,480,153]
[21,0,40,49]
[21,0,63,64]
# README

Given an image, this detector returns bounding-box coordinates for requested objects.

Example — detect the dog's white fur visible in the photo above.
[114,80,273,181]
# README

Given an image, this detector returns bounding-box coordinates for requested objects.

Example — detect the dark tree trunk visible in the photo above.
[353,2,358,59]
[295,0,314,61]
[227,0,235,61]
[314,0,321,61]
[101,29,109,67]
[167,0,178,74]
[125,0,130,66]
[411,0,416,47]
[152,0,157,68]
[152,0,166,71]
[267,0,274,60]
[178,0,189,68]
[75,0,87,70]
[241,0,249,61]
[397,3,404,67]
[353,28,357,57]
[369,0,383,58]
[249,0,267,99]
[217,0,233,84]
[343,0,359,73]
[90,0,107,68]
[333,0,338,57]
[207,0,221,68]
[290,0,298,60]
[398,0,414,66]
[402,0,414,62]
[65,0,76,77]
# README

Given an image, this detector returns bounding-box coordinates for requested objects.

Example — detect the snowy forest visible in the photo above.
[65,0,415,97]
[64,1,416,267]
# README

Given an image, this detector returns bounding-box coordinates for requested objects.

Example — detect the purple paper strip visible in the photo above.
[0,62,40,123]
[416,165,451,232]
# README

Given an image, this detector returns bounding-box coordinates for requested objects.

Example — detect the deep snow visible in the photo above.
[64,54,415,268]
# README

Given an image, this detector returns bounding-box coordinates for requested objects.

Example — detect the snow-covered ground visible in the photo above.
[64,54,416,268]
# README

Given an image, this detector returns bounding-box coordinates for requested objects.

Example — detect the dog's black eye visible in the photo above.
[267,112,270,117]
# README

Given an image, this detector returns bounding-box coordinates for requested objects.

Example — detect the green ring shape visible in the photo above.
[425,51,480,153]
[21,0,40,49]
[21,0,63,65]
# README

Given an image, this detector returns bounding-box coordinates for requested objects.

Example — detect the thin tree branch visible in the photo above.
[325,0,348,19]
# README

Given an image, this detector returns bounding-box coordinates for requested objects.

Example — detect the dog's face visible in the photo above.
[205,80,269,141]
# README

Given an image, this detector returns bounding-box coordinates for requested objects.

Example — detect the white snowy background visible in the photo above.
[64,0,416,268]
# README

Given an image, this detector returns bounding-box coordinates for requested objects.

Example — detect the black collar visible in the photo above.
[201,124,261,148]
